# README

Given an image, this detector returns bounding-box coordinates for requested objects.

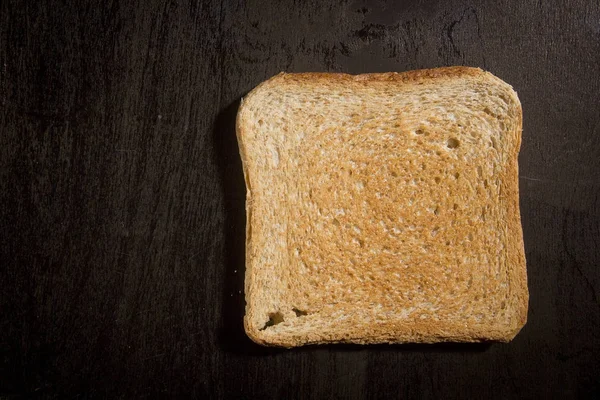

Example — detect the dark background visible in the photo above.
[1,0,599,398]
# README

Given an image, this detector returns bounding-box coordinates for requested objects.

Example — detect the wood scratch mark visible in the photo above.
[520,176,598,186]
[142,353,166,361]
[519,175,547,182]
[557,346,597,361]
[114,308,154,323]
[135,308,156,316]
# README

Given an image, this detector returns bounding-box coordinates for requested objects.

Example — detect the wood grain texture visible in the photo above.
[1,0,599,398]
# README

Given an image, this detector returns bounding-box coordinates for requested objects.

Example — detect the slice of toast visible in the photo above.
[237,67,528,347]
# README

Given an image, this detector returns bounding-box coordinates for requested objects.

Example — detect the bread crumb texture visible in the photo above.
[237,67,528,347]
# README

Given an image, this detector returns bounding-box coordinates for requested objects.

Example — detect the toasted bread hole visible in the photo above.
[391,170,398,177]
[258,119,264,126]
[454,172,460,179]
[422,163,426,170]
[484,179,489,188]
[447,138,460,149]
[415,129,424,135]
[434,177,441,184]
[292,308,308,317]
[500,301,506,309]
[490,136,498,149]
[261,311,284,330]
[332,218,340,226]
[434,207,440,216]
[431,227,440,237]
[446,240,451,246]
[453,203,459,210]
[467,233,474,241]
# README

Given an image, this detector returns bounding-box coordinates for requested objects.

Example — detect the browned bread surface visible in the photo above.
[237,67,528,347]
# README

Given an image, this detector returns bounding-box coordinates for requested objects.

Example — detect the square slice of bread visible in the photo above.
[237,67,528,347]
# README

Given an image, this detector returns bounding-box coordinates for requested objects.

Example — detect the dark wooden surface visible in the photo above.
[1,0,599,398]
